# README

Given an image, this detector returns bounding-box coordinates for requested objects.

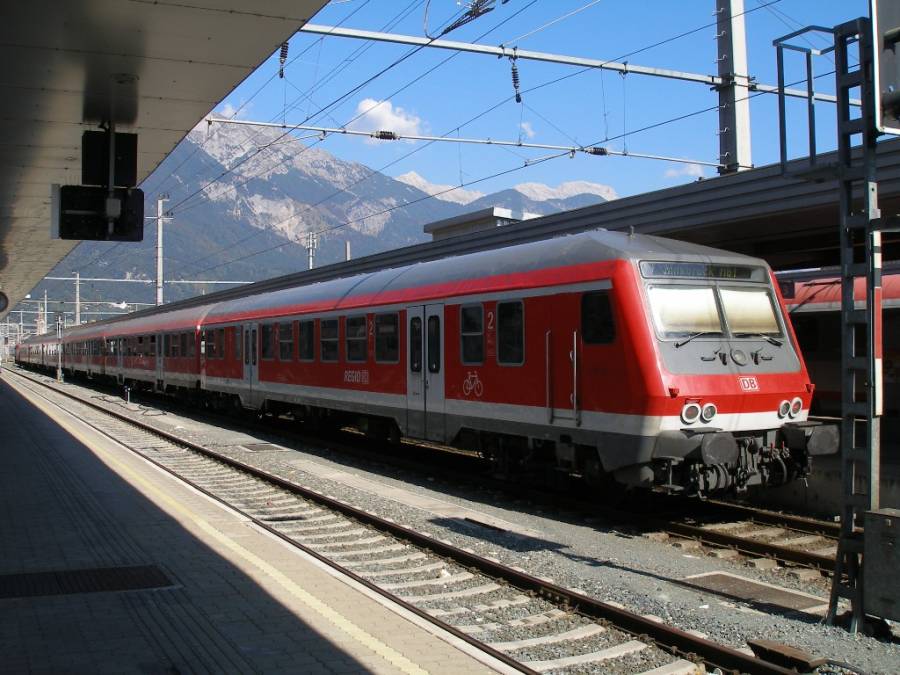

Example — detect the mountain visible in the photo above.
[394,171,485,205]
[29,124,615,316]
[394,172,617,212]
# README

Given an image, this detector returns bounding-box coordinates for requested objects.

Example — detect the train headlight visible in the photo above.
[700,403,717,423]
[681,402,702,425]
[789,397,803,418]
[777,400,791,418]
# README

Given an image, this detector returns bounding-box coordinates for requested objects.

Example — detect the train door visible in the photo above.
[547,293,581,426]
[242,322,259,407]
[406,305,445,441]
[155,332,164,390]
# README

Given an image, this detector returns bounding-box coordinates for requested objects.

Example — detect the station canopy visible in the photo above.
[0,0,328,319]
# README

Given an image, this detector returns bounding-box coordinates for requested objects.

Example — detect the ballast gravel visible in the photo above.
[38,374,900,675]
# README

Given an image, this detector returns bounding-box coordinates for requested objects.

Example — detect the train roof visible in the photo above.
[785,272,900,312]
[26,229,768,342]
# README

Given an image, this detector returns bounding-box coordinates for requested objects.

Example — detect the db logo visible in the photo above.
[739,376,759,392]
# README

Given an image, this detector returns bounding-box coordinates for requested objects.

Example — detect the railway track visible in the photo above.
[11,364,844,577]
[648,501,839,575]
[8,366,799,675]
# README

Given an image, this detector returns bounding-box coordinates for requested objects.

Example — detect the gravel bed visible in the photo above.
[509,627,625,661]
[442,600,556,627]
[544,646,685,675]
[393,574,504,598]
[359,565,459,585]
[413,587,532,613]
[477,615,589,641]
[29,372,900,675]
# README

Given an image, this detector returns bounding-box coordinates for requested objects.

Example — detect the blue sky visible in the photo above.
[168,0,869,202]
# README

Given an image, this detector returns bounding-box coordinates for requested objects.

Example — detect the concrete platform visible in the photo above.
[0,376,503,674]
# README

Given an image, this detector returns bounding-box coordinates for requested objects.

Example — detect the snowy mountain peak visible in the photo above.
[395,171,485,205]
[513,181,618,202]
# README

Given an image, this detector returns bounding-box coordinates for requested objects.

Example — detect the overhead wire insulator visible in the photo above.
[585,146,609,156]
[510,59,522,103]
[373,130,398,141]
[279,41,289,79]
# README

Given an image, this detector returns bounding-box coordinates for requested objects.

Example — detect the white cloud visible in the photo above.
[350,98,422,143]
[519,121,535,139]
[664,163,705,179]
[217,100,252,120]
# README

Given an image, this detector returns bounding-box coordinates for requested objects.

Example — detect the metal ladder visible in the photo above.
[825,18,884,634]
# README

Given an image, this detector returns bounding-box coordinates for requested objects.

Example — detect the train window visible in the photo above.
[582,292,616,344]
[172,334,181,358]
[216,329,225,360]
[278,322,294,361]
[244,328,250,365]
[460,305,484,364]
[251,328,257,366]
[497,301,524,365]
[187,333,195,358]
[164,334,171,357]
[375,313,399,363]
[346,316,367,362]
[180,333,188,357]
[647,286,723,338]
[150,335,156,356]
[260,324,274,360]
[720,288,782,337]
[298,320,315,361]
[321,319,339,362]
[427,315,441,373]
[235,327,242,361]
[410,317,422,372]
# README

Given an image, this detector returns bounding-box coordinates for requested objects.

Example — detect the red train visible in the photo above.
[16,230,837,496]
[783,272,900,440]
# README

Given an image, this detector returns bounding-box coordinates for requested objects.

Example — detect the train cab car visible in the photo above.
[15,229,837,497]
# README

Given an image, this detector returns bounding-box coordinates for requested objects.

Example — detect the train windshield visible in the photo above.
[720,288,782,337]
[647,286,723,338]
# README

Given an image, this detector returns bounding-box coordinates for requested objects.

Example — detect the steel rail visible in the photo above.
[9,367,794,675]
[702,498,842,538]
[661,522,835,573]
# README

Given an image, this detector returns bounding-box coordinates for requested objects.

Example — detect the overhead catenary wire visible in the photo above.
[221,0,427,171]
[167,0,797,279]
[187,66,834,280]
[172,0,780,218]
[167,2,542,275]
[143,0,375,201]
[175,0,756,219]
[166,2,480,215]
[205,116,719,166]
[175,0,522,214]
[499,0,605,47]
[168,1,763,276]
[170,1,540,217]
[191,151,571,276]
